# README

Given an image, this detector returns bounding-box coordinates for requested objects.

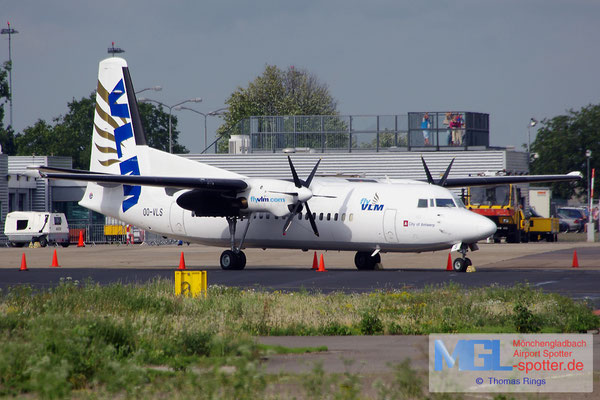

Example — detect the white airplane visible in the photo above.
[34,58,581,272]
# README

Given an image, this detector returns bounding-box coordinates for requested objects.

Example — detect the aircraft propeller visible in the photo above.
[281,156,322,236]
[421,156,455,186]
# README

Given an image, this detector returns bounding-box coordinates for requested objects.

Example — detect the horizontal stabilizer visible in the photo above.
[40,171,248,192]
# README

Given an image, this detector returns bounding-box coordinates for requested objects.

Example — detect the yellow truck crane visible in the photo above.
[466,184,558,243]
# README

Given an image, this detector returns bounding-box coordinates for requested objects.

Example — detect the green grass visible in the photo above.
[0,277,598,398]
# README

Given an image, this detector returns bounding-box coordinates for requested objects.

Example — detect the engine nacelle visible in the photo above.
[241,178,301,217]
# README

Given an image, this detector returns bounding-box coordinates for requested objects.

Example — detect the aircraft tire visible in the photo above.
[220,250,238,270]
[354,251,377,270]
[453,258,467,272]
[235,251,247,270]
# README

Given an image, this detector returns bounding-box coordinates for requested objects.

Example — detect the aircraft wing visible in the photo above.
[34,167,248,192]
[440,172,582,188]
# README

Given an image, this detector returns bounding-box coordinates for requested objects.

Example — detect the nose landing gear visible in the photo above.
[452,243,474,272]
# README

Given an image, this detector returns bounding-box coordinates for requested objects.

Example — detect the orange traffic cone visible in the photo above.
[50,249,60,267]
[572,250,579,268]
[19,253,28,271]
[178,252,186,270]
[77,231,85,247]
[446,253,453,271]
[312,251,318,270]
[317,254,327,272]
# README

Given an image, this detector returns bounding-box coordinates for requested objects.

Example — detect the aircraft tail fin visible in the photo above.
[82,57,244,216]
[90,57,146,174]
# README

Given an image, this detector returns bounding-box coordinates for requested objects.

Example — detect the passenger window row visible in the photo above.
[253,212,354,221]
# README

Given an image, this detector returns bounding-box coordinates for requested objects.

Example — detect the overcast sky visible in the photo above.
[2,0,599,154]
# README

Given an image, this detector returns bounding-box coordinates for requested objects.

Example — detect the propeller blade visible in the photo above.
[312,194,337,199]
[439,158,455,187]
[287,156,302,188]
[305,158,322,187]
[282,202,302,235]
[304,202,319,237]
[421,156,434,184]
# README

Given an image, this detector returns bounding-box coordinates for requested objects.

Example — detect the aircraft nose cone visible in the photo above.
[479,215,497,239]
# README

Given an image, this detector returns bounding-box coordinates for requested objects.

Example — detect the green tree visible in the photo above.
[16,93,188,169]
[530,104,600,199]
[15,119,56,157]
[0,61,17,155]
[217,65,338,152]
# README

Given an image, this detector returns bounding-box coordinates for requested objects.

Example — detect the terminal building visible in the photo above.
[0,111,530,244]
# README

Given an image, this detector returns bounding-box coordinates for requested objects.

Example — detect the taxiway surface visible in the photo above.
[2,241,600,303]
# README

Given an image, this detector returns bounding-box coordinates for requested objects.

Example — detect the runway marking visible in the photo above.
[534,280,558,287]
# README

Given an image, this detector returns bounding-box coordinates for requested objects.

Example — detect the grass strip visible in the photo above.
[0,277,597,398]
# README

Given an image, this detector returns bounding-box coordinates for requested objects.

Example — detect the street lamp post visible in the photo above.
[586,149,594,242]
[175,106,227,152]
[138,97,202,153]
[1,21,19,128]
[135,86,162,95]
[527,118,538,169]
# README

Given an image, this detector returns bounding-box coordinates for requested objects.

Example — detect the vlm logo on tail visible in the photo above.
[94,72,141,212]
[360,193,384,211]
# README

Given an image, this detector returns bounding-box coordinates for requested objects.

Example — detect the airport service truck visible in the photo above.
[466,184,558,242]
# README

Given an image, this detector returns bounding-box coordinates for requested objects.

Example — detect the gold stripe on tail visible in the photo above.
[94,123,115,142]
[95,143,117,154]
[99,159,120,167]
[95,103,120,130]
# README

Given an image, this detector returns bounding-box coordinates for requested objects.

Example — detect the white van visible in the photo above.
[4,212,70,247]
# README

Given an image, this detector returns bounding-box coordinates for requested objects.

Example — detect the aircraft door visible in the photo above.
[383,209,398,242]
[169,202,187,235]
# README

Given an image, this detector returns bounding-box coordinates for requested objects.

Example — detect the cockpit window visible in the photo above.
[417,199,428,208]
[452,194,466,208]
[435,198,456,208]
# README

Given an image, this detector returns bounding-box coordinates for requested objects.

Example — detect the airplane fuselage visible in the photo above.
[81,174,496,254]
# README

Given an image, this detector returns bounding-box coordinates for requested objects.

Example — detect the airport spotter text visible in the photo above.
[514,359,584,374]
[512,339,587,349]
[513,349,575,359]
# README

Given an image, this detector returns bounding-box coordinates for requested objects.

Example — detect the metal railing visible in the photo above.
[219,112,489,153]
[68,224,178,245]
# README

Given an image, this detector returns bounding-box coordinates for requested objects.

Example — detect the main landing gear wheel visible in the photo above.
[354,251,381,270]
[220,250,246,270]
[220,216,251,270]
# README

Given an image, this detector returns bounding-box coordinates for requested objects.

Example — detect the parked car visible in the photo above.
[557,207,587,232]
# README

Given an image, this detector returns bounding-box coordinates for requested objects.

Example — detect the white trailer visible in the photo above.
[3,212,70,247]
